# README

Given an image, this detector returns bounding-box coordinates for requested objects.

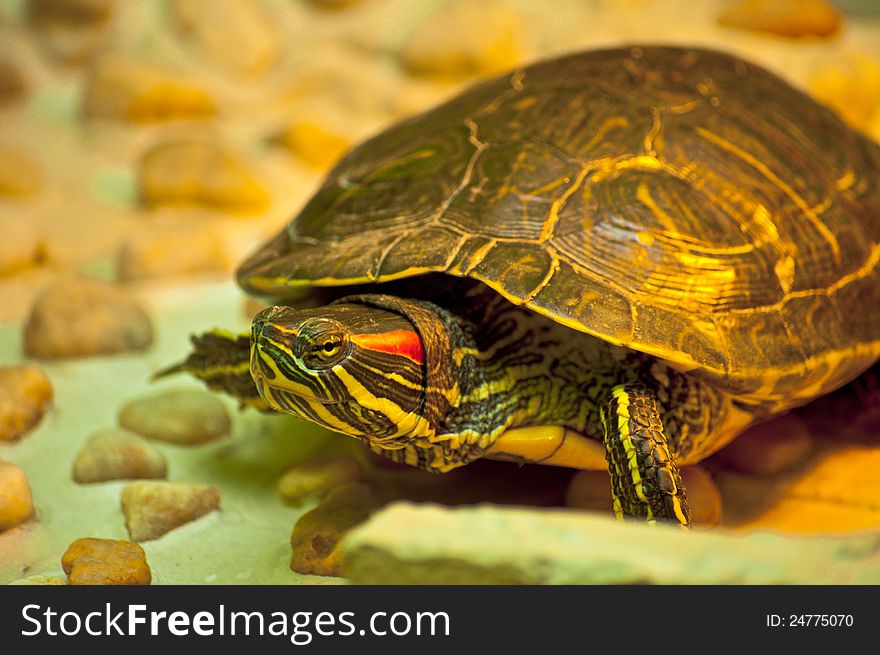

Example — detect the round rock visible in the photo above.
[61,537,151,585]
[0,364,53,443]
[138,140,269,213]
[118,389,230,445]
[22,276,153,359]
[120,480,220,542]
[72,428,167,483]
[290,482,377,577]
[0,461,35,532]
[82,55,216,122]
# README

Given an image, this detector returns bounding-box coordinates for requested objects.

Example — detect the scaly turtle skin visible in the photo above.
[168,46,880,528]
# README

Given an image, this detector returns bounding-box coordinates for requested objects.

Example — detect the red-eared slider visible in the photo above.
[169,46,880,528]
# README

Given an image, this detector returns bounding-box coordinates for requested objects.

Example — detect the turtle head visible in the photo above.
[250,300,435,442]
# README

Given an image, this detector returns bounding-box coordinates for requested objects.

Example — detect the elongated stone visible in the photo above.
[118,389,230,446]
[61,537,151,585]
[72,428,167,483]
[22,277,153,359]
[344,503,880,584]
[0,365,53,443]
[121,480,220,542]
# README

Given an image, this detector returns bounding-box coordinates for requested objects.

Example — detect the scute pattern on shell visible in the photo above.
[238,46,880,404]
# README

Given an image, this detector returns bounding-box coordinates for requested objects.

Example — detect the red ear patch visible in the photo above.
[352,329,424,364]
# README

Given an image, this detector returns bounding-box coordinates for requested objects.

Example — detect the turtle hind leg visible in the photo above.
[154,330,269,411]
[600,383,691,529]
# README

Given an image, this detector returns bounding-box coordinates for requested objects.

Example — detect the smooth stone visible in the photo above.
[121,480,220,542]
[138,140,269,213]
[82,55,216,122]
[717,0,842,38]
[118,389,230,445]
[72,428,167,483]
[61,537,151,585]
[27,0,117,63]
[22,276,153,359]
[0,461,36,532]
[0,364,53,443]
[343,503,880,584]
[27,0,116,27]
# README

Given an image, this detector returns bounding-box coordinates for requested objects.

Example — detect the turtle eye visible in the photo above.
[295,319,351,370]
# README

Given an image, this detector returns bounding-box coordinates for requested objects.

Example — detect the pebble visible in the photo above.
[27,0,117,63]
[138,140,270,213]
[305,0,363,9]
[0,55,27,103]
[72,428,167,483]
[0,364,53,443]
[121,480,220,542]
[118,389,231,445]
[278,455,364,505]
[61,537,151,585]
[717,0,842,38]
[809,53,880,130]
[116,223,229,282]
[0,146,42,197]
[564,465,722,527]
[82,55,217,122]
[710,413,814,476]
[290,482,377,577]
[0,206,46,275]
[172,0,281,77]
[275,121,351,170]
[22,276,153,359]
[27,0,116,27]
[400,0,527,77]
[0,461,35,532]
[7,575,66,585]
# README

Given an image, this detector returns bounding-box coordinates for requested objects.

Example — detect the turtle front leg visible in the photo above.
[154,330,270,411]
[600,384,691,529]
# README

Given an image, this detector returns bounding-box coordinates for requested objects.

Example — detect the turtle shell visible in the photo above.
[239,46,880,405]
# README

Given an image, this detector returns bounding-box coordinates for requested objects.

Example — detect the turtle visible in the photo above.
[165,45,880,528]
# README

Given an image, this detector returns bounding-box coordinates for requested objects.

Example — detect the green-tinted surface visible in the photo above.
[0,281,345,584]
